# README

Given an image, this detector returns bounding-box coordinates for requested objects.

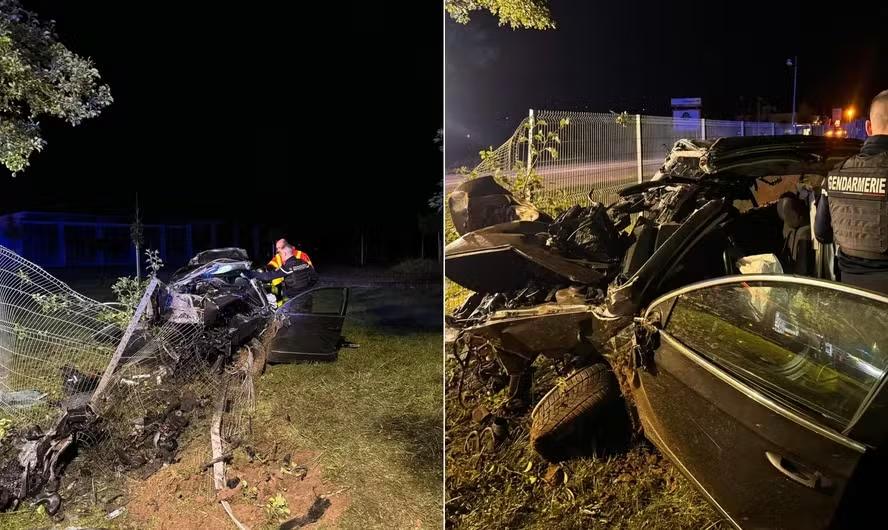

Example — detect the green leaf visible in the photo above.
[445,0,555,30]
[0,1,113,174]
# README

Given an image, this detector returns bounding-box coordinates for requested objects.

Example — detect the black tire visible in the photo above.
[530,363,618,461]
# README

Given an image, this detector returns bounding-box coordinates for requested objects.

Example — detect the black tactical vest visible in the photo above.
[826,152,888,259]
[282,259,315,295]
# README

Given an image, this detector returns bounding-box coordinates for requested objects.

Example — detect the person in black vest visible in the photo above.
[246,244,317,301]
[815,89,888,294]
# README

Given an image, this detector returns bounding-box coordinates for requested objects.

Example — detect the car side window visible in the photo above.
[283,288,346,315]
[663,280,888,429]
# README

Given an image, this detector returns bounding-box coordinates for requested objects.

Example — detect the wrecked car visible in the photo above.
[0,246,349,515]
[165,247,350,364]
[446,136,888,529]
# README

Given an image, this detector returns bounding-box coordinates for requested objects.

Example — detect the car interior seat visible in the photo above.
[777,194,814,276]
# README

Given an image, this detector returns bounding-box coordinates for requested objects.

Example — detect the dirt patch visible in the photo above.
[125,436,349,529]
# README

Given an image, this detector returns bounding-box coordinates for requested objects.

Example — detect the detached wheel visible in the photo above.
[530,363,618,461]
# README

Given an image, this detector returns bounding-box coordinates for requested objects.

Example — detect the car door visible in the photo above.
[632,274,888,529]
[268,287,349,363]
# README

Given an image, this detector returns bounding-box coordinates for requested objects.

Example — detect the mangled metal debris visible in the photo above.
[446,136,888,528]
[448,175,551,236]
[446,135,864,437]
[0,245,350,516]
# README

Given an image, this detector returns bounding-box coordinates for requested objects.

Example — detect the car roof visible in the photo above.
[652,135,863,181]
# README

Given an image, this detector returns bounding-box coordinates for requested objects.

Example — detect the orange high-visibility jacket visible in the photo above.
[266,250,313,301]
[267,249,312,270]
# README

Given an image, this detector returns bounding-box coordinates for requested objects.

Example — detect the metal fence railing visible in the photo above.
[456,110,867,206]
[531,110,638,204]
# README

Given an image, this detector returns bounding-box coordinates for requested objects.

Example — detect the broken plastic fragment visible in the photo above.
[0,390,45,409]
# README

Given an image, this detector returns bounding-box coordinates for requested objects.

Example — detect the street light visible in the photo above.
[786,56,798,131]
[846,107,856,120]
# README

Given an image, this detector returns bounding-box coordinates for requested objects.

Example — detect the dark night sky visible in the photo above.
[446,0,888,167]
[1,2,443,262]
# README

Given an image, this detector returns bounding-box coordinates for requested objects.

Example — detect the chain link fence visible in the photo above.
[454,110,866,206]
[0,244,258,503]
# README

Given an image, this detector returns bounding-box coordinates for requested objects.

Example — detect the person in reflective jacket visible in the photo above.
[247,244,317,301]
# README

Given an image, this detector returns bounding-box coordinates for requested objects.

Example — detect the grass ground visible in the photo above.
[250,286,443,529]
[444,348,726,529]
[0,277,442,529]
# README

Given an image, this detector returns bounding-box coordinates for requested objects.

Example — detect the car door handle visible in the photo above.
[765,451,830,489]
